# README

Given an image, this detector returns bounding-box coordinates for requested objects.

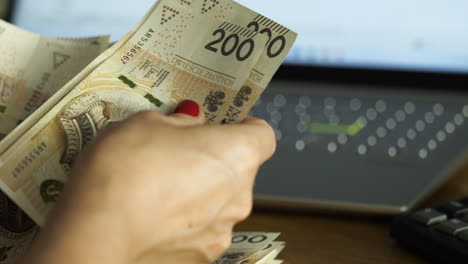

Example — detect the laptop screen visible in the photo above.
[12,0,468,74]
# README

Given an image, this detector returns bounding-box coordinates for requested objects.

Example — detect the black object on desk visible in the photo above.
[391,197,468,263]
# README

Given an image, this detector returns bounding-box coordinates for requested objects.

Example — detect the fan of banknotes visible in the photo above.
[0,0,296,263]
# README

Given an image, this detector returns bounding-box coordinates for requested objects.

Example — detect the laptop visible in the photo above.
[9,0,468,215]
[241,0,468,215]
[0,0,11,20]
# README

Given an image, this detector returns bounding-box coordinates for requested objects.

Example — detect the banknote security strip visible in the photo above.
[0,0,297,262]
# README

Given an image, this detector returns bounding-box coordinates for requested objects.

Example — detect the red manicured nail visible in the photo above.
[173,100,200,117]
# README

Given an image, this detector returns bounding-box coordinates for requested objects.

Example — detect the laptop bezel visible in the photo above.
[3,0,13,22]
[274,64,468,90]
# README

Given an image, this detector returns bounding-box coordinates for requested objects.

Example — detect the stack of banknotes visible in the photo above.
[0,0,296,262]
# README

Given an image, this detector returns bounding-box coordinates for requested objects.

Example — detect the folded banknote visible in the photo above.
[0,0,297,262]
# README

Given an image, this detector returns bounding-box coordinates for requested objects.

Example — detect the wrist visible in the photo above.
[20,193,132,264]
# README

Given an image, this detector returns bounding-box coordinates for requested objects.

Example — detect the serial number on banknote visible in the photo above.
[121,28,154,64]
[11,142,47,177]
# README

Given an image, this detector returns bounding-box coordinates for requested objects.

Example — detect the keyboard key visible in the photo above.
[357,145,368,155]
[435,219,468,235]
[357,117,368,128]
[404,102,416,114]
[407,129,417,140]
[436,201,468,217]
[395,110,406,122]
[419,149,428,159]
[446,122,456,134]
[457,229,468,242]
[274,129,283,141]
[386,118,397,130]
[324,97,336,109]
[273,94,287,107]
[270,111,282,122]
[327,142,338,153]
[454,114,464,126]
[266,102,276,113]
[377,127,387,138]
[397,138,407,149]
[367,136,377,146]
[437,131,447,142]
[433,103,445,116]
[295,140,305,151]
[463,105,468,117]
[388,146,398,158]
[350,98,361,111]
[428,140,438,151]
[425,112,436,124]
[367,109,378,120]
[411,209,447,226]
[416,120,426,132]
[458,213,468,223]
[337,134,348,145]
[376,100,387,113]
[299,96,312,107]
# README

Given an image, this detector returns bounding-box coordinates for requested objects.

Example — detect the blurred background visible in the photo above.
[4,0,468,74]
[0,0,9,20]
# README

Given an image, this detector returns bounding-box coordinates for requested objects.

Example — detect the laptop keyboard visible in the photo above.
[250,91,468,162]
[251,84,468,210]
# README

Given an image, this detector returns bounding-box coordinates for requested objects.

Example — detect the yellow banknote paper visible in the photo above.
[186,0,297,123]
[0,20,110,138]
[0,19,111,264]
[0,0,296,227]
[0,192,37,264]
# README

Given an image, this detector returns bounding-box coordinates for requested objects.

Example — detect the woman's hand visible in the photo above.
[20,101,276,264]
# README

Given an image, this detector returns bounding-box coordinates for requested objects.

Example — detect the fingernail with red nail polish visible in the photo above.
[173,100,200,117]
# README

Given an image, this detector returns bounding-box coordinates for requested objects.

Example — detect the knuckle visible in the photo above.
[248,118,274,134]
[237,198,253,221]
[201,229,233,262]
[235,120,276,162]
[253,118,276,140]
[221,194,254,224]
[237,191,254,220]
[233,133,260,161]
[262,122,277,152]
[133,110,163,122]
[252,117,270,127]
[213,231,233,257]
[126,111,169,132]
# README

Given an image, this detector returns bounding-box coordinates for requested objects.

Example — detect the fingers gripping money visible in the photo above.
[0,0,297,263]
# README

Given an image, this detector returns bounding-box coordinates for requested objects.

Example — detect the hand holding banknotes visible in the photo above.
[18,100,276,264]
[0,0,296,262]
